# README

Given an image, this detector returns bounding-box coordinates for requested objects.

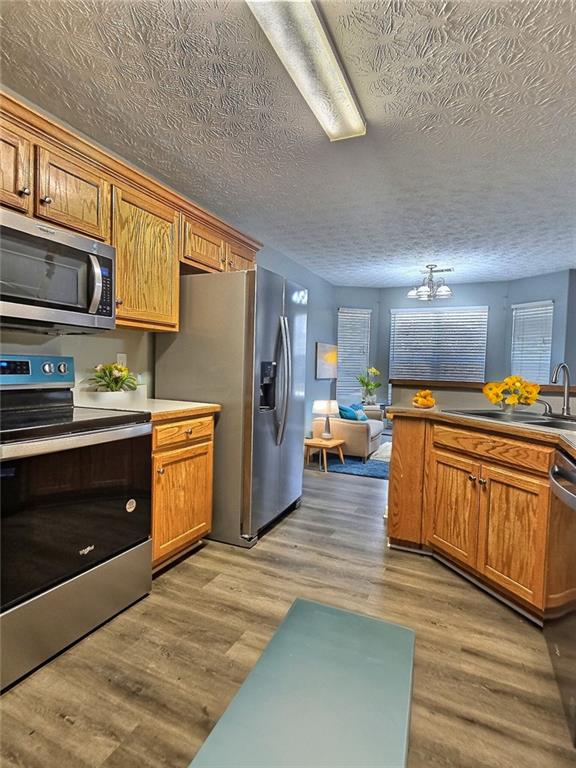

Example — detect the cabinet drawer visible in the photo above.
[153,416,213,451]
[432,425,554,475]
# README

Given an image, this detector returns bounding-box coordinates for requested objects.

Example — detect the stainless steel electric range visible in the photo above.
[0,354,152,689]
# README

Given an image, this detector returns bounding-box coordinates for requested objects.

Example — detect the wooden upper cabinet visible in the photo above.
[226,241,255,272]
[476,464,549,608]
[152,441,213,563]
[35,147,110,240]
[428,450,480,569]
[181,215,226,271]
[112,186,179,331]
[0,122,32,213]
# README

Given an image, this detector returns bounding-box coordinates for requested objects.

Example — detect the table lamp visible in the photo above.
[313,400,339,438]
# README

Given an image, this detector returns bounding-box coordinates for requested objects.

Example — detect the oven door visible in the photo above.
[0,424,151,613]
[0,209,115,333]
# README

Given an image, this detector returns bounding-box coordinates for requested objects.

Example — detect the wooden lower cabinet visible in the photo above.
[425,447,550,610]
[476,465,548,607]
[428,450,480,569]
[151,419,214,567]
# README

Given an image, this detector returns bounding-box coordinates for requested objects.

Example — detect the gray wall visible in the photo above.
[336,269,573,387]
[567,270,576,371]
[257,246,337,429]
[0,327,154,394]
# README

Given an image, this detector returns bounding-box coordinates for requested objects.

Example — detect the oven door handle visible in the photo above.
[550,462,576,512]
[0,423,151,461]
[87,254,103,315]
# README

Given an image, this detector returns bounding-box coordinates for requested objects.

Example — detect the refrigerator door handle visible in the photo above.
[276,316,291,446]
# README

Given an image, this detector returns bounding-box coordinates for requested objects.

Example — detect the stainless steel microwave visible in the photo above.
[0,209,115,333]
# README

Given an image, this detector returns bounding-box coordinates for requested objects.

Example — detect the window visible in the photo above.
[389,306,488,381]
[511,301,554,383]
[337,307,371,399]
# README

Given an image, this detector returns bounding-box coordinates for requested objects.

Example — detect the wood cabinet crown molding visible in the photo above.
[0,91,261,253]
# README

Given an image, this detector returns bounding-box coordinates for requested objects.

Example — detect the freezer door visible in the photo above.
[250,267,285,535]
[279,281,308,512]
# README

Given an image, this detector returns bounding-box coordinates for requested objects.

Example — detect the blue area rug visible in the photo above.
[326,454,390,480]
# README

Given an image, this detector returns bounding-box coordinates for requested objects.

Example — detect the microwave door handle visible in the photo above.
[87,254,103,314]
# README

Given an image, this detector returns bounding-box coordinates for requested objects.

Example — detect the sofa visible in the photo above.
[312,405,384,461]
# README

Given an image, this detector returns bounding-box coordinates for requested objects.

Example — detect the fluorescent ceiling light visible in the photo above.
[246,0,366,141]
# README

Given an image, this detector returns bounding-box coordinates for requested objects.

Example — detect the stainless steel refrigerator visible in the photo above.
[155,266,308,547]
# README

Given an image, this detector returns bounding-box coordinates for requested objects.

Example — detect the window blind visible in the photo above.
[337,308,372,399]
[389,306,488,381]
[511,301,554,383]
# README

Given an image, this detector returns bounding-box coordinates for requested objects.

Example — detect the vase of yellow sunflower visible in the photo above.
[482,376,540,413]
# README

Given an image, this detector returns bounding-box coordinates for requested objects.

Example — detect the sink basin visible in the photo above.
[446,409,545,423]
[446,410,576,432]
[523,419,576,432]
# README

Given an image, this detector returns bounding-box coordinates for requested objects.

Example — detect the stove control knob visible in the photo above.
[57,362,68,374]
[42,362,54,374]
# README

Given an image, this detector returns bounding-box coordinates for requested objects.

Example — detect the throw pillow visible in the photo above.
[350,403,369,421]
[339,404,368,421]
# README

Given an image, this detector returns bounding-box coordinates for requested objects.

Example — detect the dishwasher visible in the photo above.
[545,451,576,747]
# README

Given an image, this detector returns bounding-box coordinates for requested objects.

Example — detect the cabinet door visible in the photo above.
[428,450,480,568]
[476,465,549,607]
[152,441,213,564]
[0,122,32,213]
[182,215,226,271]
[35,147,110,239]
[226,241,255,271]
[113,186,179,330]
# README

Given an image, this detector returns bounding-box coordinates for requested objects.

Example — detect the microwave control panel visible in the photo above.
[0,354,75,389]
[96,262,114,316]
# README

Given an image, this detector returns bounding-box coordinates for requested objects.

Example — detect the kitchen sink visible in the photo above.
[446,409,546,422]
[447,410,576,431]
[523,419,576,432]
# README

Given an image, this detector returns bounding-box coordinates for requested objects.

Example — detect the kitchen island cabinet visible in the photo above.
[388,408,575,619]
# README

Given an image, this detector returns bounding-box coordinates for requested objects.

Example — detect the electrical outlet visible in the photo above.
[116,353,127,367]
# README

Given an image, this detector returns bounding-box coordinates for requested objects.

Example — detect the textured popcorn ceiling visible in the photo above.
[1,0,575,287]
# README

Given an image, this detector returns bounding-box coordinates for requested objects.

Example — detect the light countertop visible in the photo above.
[74,391,221,423]
[386,405,576,459]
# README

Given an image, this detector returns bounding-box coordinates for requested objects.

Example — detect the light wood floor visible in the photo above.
[1,471,573,767]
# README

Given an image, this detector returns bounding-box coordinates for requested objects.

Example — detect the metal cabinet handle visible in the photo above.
[40,195,53,204]
[478,478,487,486]
[115,298,123,306]
[19,186,31,196]
[185,428,193,435]
[157,467,165,475]
[468,474,477,482]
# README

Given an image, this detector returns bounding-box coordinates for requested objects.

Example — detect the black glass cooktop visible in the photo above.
[0,392,150,444]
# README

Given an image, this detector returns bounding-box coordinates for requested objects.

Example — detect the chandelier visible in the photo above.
[407,264,454,301]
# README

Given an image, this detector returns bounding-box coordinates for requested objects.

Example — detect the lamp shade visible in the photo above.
[435,284,453,298]
[312,399,339,416]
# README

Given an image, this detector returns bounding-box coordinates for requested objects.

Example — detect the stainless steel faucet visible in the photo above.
[536,397,553,416]
[551,362,572,416]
